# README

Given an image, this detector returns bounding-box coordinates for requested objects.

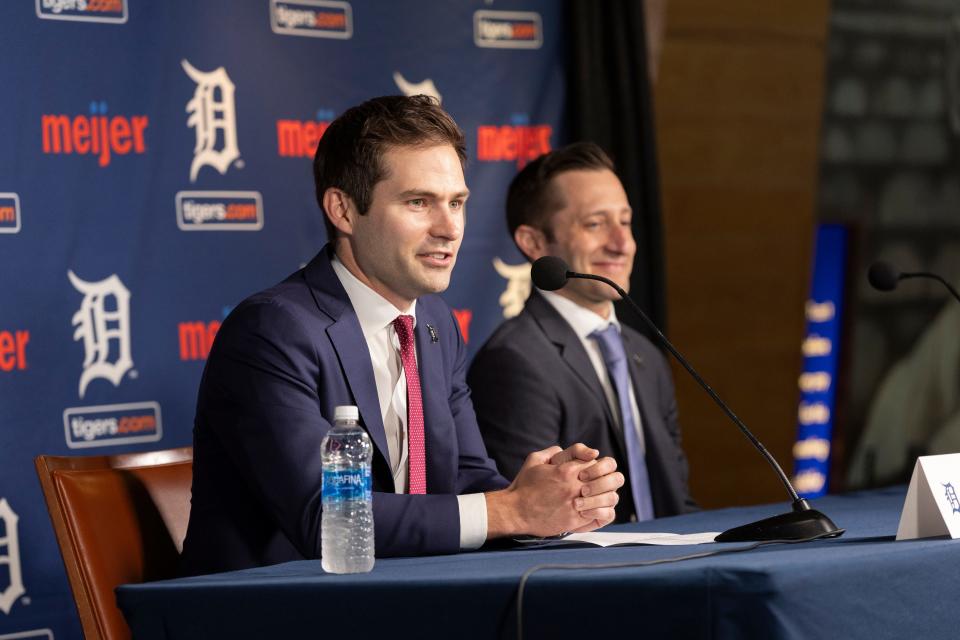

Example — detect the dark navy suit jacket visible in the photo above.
[468,290,696,523]
[180,247,508,576]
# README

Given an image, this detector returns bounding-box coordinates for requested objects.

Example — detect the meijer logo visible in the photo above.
[63,402,162,449]
[0,193,21,234]
[42,102,148,168]
[474,10,542,49]
[178,320,221,360]
[452,309,472,344]
[277,113,331,158]
[0,498,25,615]
[0,329,29,372]
[69,270,133,399]
[270,0,352,39]
[176,192,263,231]
[478,117,552,169]
[36,0,127,23]
[182,60,240,182]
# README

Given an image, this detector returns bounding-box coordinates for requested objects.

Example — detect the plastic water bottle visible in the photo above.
[321,405,374,573]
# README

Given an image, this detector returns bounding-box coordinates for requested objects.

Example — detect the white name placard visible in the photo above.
[896,454,960,540]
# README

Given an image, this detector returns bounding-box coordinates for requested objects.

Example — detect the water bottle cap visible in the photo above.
[334,405,360,422]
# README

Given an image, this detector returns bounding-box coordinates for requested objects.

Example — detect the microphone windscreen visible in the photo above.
[531,256,570,291]
[868,261,900,292]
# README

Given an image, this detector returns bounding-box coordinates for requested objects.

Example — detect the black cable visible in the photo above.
[515,530,841,640]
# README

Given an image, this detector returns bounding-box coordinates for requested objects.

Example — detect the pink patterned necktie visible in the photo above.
[393,315,426,494]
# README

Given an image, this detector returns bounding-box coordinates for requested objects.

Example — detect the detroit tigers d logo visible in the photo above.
[493,257,531,319]
[182,59,241,182]
[0,498,25,615]
[69,270,134,399]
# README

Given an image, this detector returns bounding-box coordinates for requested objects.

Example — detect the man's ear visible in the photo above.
[514,224,549,262]
[322,187,355,236]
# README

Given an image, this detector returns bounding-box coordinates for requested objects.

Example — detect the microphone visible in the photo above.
[530,255,570,292]
[867,261,960,304]
[867,262,899,292]
[530,256,843,542]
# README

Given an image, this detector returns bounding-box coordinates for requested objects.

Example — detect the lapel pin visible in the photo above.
[427,324,439,343]
[632,353,644,367]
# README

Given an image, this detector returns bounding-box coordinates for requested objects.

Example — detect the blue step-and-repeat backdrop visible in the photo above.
[0,2,566,636]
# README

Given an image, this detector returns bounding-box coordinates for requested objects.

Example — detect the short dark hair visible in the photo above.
[506,142,615,248]
[313,95,467,240]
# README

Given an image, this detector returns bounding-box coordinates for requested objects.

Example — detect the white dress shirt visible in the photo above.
[331,256,487,549]
[540,290,646,455]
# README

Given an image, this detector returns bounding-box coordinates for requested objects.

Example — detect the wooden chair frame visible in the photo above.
[35,447,192,640]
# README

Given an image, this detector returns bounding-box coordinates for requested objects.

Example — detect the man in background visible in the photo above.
[469,142,695,523]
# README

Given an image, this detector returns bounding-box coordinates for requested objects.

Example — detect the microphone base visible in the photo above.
[715,502,844,542]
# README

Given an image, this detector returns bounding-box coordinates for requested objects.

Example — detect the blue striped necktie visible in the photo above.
[589,324,655,521]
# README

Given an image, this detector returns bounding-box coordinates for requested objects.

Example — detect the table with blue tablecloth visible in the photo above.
[116,486,960,639]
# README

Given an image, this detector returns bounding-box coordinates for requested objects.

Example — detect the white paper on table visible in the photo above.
[563,531,720,546]
[515,531,720,547]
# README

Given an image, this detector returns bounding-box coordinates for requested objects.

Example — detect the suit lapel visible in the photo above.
[414,303,453,493]
[326,319,390,464]
[622,332,660,438]
[526,291,617,430]
[304,248,390,471]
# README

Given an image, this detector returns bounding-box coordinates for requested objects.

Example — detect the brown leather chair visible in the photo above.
[35,447,193,640]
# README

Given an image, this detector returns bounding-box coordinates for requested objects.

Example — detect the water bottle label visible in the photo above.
[322,467,371,502]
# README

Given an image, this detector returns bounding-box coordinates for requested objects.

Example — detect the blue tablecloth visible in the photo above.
[117,487,960,639]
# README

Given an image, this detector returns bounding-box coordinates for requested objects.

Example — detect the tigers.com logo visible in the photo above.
[477,115,552,169]
[36,0,127,23]
[474,10,542,49]
[41,102,148,168]
[63,402,162,449]
[270,0,352,39]
[179,59,262,230]
[0,194,20,234]
[176,192,263,231]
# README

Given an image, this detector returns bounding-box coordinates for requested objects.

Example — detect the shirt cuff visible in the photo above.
[456,493,488,550]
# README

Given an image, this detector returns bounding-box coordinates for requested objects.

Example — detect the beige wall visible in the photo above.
[654,1,831,507]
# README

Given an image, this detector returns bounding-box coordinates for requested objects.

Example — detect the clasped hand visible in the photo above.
[507,443,623,537]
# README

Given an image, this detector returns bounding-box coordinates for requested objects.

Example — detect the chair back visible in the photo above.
[35,447,193,640]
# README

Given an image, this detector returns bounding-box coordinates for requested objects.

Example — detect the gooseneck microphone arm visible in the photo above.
[901,272,960,303]
[530,255,843,542]
[572,271,801,503]
[868,260,960,303]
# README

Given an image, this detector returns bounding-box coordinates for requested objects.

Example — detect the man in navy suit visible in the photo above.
[180,97,624,576]
[469,143,696,524]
